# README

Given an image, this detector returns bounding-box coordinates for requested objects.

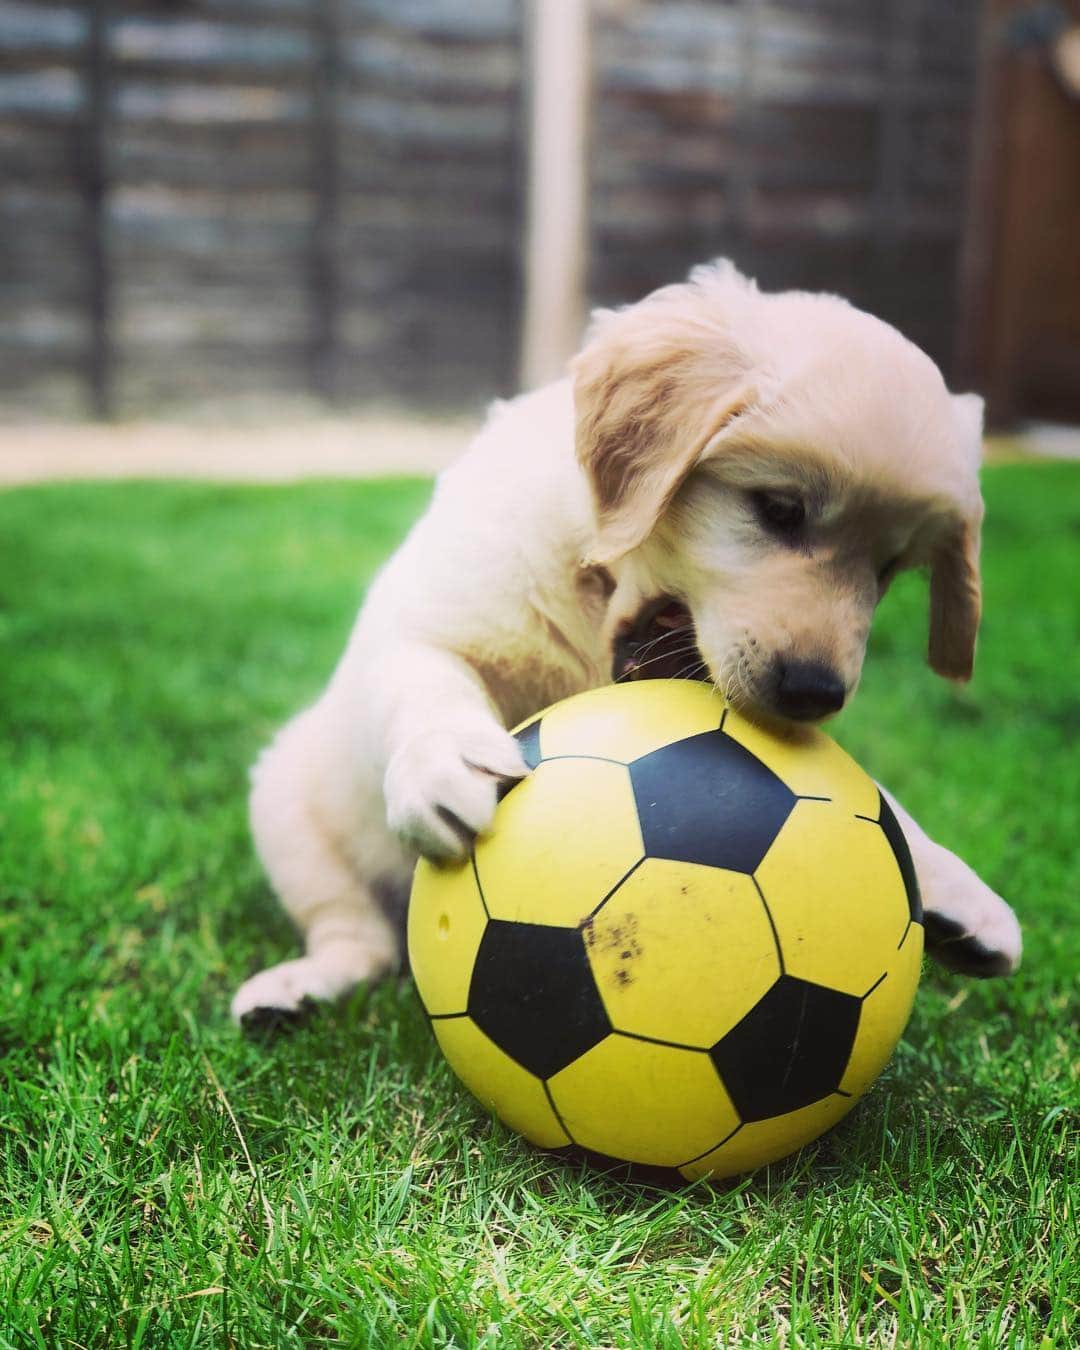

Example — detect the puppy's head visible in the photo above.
[573,260,984,724]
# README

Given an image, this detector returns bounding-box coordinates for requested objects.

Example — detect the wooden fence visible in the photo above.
[0,0,982,418]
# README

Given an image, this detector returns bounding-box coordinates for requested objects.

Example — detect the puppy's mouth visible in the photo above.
[612,599,847,726]
[612,599,708,683]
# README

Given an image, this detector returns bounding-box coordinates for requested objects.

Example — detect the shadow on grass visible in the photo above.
[238,943,1078,1233]
[229,966,1020,1214]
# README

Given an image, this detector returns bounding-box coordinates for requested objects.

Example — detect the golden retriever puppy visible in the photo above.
[232,261,1021,1023]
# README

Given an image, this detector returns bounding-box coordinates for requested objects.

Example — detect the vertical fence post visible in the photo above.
[874,0,914,249]
[727,0,760,259]
[519,0,590,392]
[954,0,1009,406]
[84,0,112,418]
[310,0,343,403]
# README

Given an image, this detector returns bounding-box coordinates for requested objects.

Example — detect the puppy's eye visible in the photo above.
[751,490,806,534]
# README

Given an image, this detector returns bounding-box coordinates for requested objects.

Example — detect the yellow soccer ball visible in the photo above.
[408,680,923,1181]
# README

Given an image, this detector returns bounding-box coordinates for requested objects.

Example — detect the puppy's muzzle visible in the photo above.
[770,658,846,721]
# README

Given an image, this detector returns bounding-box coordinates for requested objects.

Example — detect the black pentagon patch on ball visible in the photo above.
[628,729,796,872]
[513,718,544,771]
[710,975,861,1121]
[499,719,544,801]
[875,791,922,923]
[467,920,611,1080]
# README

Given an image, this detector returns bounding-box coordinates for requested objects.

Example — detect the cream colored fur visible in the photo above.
[232,262,1020,1021]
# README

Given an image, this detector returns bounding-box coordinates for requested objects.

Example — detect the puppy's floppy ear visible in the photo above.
[928,513,983,680]
[572,261,759,564]
[928,393,985,681]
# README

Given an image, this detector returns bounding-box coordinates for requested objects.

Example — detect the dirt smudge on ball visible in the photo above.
[580,912,643,989]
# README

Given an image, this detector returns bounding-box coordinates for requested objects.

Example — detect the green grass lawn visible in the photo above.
[1,465,1077,1347]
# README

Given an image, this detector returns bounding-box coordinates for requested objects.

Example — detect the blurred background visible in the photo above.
[0,0,1078,464]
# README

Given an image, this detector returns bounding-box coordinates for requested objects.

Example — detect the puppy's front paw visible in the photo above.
[921,855,1022,978]
[231,942,395,1027]
[385,724,529,860]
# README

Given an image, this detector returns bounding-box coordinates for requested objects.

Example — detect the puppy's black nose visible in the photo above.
[773,659,846,721]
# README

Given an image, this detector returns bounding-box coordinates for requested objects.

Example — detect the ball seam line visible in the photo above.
[542,1079,576,1146]
[582,853,648,922]
[470,853,491,920]
[535,753,631,768]
[675,1121,744,1171]
[860,971,889,1001]
[614,1029,713,1055]
[750,874,786,976]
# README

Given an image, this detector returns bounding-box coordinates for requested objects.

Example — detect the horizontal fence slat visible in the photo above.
[0,67,82,115]
[0,0,978,415]
[0,2,86,54]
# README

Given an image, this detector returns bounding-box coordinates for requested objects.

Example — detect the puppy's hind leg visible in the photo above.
[231,711,401,1025]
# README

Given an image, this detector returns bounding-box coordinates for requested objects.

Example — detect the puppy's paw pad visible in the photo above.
[231,957,338,1024]
[924,909,1021,978]
[238,997,320,1037]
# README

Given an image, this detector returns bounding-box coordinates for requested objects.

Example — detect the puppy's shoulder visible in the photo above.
[441,380,576,489]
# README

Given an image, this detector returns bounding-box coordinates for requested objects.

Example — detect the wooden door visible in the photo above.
[958,1,1080,426]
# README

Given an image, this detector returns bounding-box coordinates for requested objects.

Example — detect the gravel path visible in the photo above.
[0,416,474,485]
